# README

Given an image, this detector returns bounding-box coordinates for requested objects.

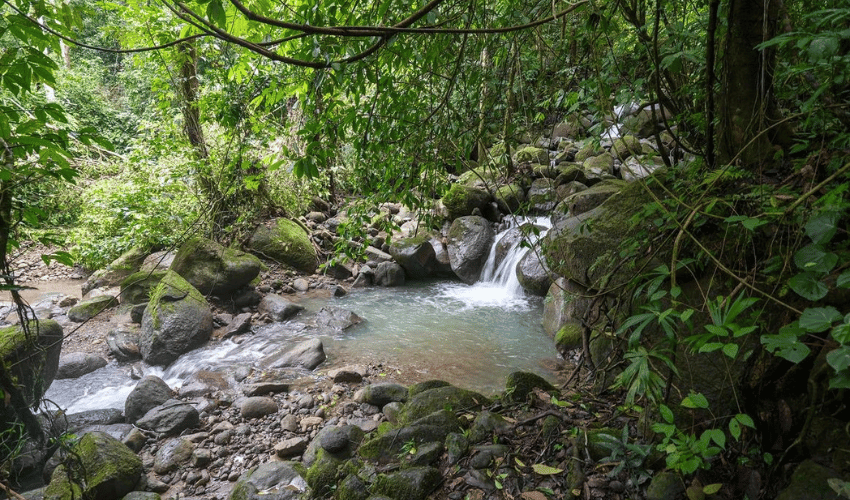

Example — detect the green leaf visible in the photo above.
[806,211,840,244]
[794,245,838,273]
[761,323,811,363]
[531,464,564,475]
[788,272,828,300]
[829,372,850,390]
[704,429,726,449]
[659,404,674,424]
[838,270,850,289]
[800,307,843,332]
[729,418,741,441]
[735,413,755,428]
[681,392,709,409]
[703,483,723,495]
[827,346,850,372]
[722,343,739,359]
[206,0,227,27]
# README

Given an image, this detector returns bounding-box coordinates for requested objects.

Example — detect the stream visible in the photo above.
[44,217,561,414]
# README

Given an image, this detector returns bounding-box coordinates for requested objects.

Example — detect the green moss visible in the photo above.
[372,467,441,500]
[248,219,317,273]
[120,270,166,305]
[305,449,343,498]
[513,146,549,165]
[442,184,491,220]
[504,372,556,403]
[408,380,450,398]
[555,321,583,351]
[398,385,489,425]
[146,270,207,330]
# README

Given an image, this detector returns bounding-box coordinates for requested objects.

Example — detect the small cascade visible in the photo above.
[478,216,551,297]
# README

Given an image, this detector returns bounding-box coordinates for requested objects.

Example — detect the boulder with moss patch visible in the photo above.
[372,467,441,500]
[247,218,317,273]
[494,184,526,213]
[228,461,308,500]
[610,135,642,161]
[504,371,556,403]
[513,146,549,165]
[140,270,213,366]
[44,431,142,500]
[447,216,494,284]
[458,165,501,189]
[170,237,262,297]
[82,247,148,295]
[120,270,167,306]
[442,184,492,220]
[0,320,62,429]
[68,295,119,322]
[398,385,489,424]
[388,235,437,279]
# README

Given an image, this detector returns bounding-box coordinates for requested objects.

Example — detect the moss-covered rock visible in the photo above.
[581,428,619,461]
[610,135,642,161]
[583,152,614,177]
[229,461,308,500]
[358,424,456,462]
[305,449,344,498]
[504,371,556,403]
[120,270,167,306]
[544,179,658,291]
[458,165,501,189]
[82,247,148,295]
[408,380,450,398]
[170,237,262,296]
[388,236,437,279]
[513,146,549,165]
[140,270,213,366]
[645,471,686,500]
[0,319,62,429]
[372,467,441,500]
[560,180,625,216]
[334,474,369,500]
[555,164,589,185]
[247,218,317,273]
[442,184,492,220]
[527,178,558,212]
[398,385,489,424]
[555,321,583,351]
[468,411,512,443]
[44,431,142,500]
[774,459,846,500]
[494,183,526,213]
[574,143,603,163]
[67,295,118,322]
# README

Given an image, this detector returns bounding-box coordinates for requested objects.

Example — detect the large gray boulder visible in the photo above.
[125,375,173,424]
[139,270,213,366]
[43,431,142,500]
[119,270,166,306]
[542,278,596,338]
[515,249,553,296]
[316,307,363,330]
[374,261,406,287]
[135,399,200,436]
[170,237,262,297]
[247,218,317,273]
[388,236,437,279]
[527,178,558,212]
[557,180,625,217]
[0,320,62,429]
[265,338,326,370]
[229,461,308,500]
[429,238,455,278]
[442,184,492,220]
[67,295,118,322]
[447,216,494,284]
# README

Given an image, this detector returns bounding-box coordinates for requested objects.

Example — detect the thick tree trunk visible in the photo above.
[178,42,207,160]
[718,0,780,167]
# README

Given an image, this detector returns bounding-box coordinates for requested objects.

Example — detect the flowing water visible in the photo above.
[45,217,561,413]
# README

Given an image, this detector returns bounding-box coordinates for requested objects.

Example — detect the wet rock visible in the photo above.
[240,397,278,419]
[374,261,405,287]
[399,385,489,424]
[55,352,108,379]
[315,306,363,330]
[64,409,124,433]
[106,327,141,361]
[258,294,304,322]
[326,365,366,383]
[645,471,685,500]
[528,178,558,212]
[119,270,166,306]
[265,338,326,370]
[153,437,195,474]
[447,216,495,284]
[446,432,469,465]
[336,474,369,500]
[469,411,513,443]
[504,371,556,403]
[442,184,492,220]
[516,249,553,296]
[468,444,509,469]
[352,266,374,288]
[219,312,252,339]
[373,467,442,500]
[135,399,200,436]
[243,381,290,396]
[81,247,147,295]
[389,236,438,279]
[125,375,174,424]
[293,278,309,292]
[247,218,318,274]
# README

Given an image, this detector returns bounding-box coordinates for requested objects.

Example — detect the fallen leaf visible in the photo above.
[520,491,548,500]
[532,463,564,475]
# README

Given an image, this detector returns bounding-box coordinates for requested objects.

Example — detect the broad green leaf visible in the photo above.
[659,404,674,424]
[703,483,723,495]
[761,323,811,363]
[829,372,850,390]
[723,343,739,359]
[827,346,850,372]
[531,464,563,475]
[207,0,227,27]
[794,245,838,273]
[800,307,843,332]
[704,429,726,449]
[805,211,840,244]
[681,392,709,409]
[788,272,828,300]
[729,418,741,440]
[735,413,755,428]
[838,270,850,289]
[832,323,850,344]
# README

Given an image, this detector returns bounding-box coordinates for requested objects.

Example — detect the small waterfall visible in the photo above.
[478,216,551,297]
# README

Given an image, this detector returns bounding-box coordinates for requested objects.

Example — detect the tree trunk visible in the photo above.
[718,0,780,167]
[178,42,207,160]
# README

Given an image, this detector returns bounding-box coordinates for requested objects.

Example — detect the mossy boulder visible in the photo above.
[774,459,846,500]
[170,237,262,297]
[555,321,583,351]
[358,423,456,462]
[82,247,148,295]
[305,449,344,497]
[247,218,317,273]
[0,320,62,428]
[140,270,213,366]
[542,278,595,338]
[372,467,441,500]
[442,184,492,220]
[504,371,556,403]
[555,164,589,185]
[120,270,167,306]
[610,135,642,161]
[458,165,501,189]
[513,146,549,165]
[583,152,614,177]
[527,178,558,212]
[447,216,494,284]
[67,295,119,322]
[494,183,526,213]
[408,380,450,398]
[544,179,658,291]
[559,180,625,216]
[44,431,142,500]
[398,385,489,424]
[574,143,603,163]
